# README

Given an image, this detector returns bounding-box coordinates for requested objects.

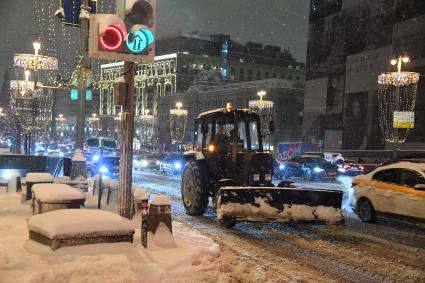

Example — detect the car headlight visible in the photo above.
[99,166,109,174]
[141,160,148,167]
[279,164,284,170]
[253,174,260,182]
[338,168,346,173]
[314,167,324,173]
[174,162,182,170]
[59,152,64,157]
[265,174,272,181]
[156,160,160,165]
[93,155,100,162]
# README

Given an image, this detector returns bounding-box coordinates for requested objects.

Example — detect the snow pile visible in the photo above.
[54,176,71,184]
[152,222,177,248]
[133,188,151,201]
[25,173,54,183]
[71,149,86,162]
[0,191,221,283]
[28,209,135,239]
[151,194,171,206]
[32,184,85,202]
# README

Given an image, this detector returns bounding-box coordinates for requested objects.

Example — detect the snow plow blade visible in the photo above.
[216,186,343,224]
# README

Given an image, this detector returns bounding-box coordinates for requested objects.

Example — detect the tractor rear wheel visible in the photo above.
[181,160,209,216]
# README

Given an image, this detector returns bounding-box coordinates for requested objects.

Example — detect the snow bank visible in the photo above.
[32,184,85,202]
[150,194,171,206]
[26,173,54,183]
[28,209,135,239]
[0,190,221,283]
[152,222,177,248]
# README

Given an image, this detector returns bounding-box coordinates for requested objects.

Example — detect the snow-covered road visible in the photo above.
[133,170,425,282]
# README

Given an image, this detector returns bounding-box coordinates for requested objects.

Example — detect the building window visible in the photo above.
[280,74,285,79]
[239,69,245,81]
[288,74,293,80]
[265,72,269,79]
[247,70,253,81]
[296,76,300,81]
[272,73,277,78]
[256,71,261,80]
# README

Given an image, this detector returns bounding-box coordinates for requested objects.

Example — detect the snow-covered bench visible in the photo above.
[28,209,135,250]
[23,173,54,201]
[32,183,86,214]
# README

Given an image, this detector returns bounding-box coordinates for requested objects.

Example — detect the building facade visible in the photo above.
[305,0,425,150]
[157,71,304,148]
[98,33,306,147]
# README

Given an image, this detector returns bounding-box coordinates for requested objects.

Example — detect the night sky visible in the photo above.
[0,0,310,93]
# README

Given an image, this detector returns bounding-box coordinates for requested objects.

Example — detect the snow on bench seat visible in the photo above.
[32,184,86,214]
[26,173,54,183]
[28,209,135,250]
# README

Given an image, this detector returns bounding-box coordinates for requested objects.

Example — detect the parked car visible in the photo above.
[159,154,184,175]
[341,159,365,176]
[133,154,160,171]
[350,161,425,223]
[276,155,339,180]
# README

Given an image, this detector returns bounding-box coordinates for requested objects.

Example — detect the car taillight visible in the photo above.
[343,164,350,169]
[359,165,364,171]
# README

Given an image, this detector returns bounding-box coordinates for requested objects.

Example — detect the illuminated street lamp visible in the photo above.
[377,55,420,157]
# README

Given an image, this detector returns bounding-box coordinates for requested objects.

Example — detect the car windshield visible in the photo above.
[102,140,117,149]
[140,155,154,160]
[87,139,99,147]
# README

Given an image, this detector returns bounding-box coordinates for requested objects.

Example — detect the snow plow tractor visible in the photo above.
[181,106,343,228]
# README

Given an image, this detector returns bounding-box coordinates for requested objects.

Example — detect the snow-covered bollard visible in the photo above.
[133,188,151,248]
[148,195,173,235]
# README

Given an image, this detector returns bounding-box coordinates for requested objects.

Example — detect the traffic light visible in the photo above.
[88,0,155,63]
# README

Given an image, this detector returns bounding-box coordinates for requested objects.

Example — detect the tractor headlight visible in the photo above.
[314,167,324,173]
[92,155,100,162]
[253,174,260,182]
[174,162,182,170]
[141,160,148,167]
[265,174,272,181]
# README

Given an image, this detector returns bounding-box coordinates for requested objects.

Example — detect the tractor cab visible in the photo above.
[190,107,274,190]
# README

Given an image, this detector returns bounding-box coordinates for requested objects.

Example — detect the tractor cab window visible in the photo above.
[249,121,260,151]
[195,123,202,151]
[215,119,234,153]
[237,121,248,151]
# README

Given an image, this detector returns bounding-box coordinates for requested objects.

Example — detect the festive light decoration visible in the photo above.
[136,109,155,146]
[377,56,420,144]
[10,80,44,97]
[249,90,274,136]
[170,102,188,144]
[14,54,58,71]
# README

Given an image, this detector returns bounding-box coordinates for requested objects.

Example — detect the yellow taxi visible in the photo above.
[350,161,425,223]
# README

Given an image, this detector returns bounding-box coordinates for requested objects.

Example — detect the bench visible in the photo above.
[32,183,86,214]
[28,209,135,250]
[23,173,54,201]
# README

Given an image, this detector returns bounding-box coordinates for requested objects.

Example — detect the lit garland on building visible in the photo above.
[377,68,419,143]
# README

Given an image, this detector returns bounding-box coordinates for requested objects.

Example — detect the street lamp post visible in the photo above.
[377,55,420,158]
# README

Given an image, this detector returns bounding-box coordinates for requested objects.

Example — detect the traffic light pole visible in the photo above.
[118,61,136,219]
[76,0,90,150]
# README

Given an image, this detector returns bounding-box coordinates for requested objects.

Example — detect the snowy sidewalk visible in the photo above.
[0,189,221,283]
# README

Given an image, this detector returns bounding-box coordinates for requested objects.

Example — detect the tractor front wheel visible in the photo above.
[181,160,209,216]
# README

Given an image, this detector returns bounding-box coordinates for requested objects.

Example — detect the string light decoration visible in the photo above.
[377,55,420,144]
[249,90,274,137]
[136,109,155,147]
[170,102,188,144]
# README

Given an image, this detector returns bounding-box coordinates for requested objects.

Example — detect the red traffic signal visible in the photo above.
[100,24,127,51]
